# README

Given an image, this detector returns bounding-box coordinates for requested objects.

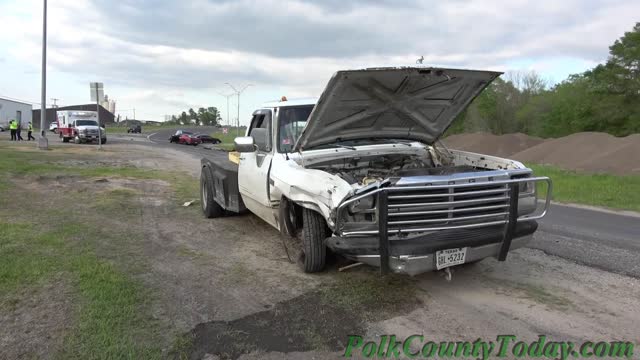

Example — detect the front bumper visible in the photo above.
[326,222,537,276]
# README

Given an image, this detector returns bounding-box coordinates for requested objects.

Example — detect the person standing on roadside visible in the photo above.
[9,119,17,141]
[27,122,35,141]
[16,120,24,141]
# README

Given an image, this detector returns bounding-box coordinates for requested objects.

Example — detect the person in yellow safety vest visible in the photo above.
[9,120,17,141]
[16,120,24,141]
[27,122,35,141]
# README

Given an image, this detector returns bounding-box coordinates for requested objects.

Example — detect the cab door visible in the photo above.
[238,110,277,227]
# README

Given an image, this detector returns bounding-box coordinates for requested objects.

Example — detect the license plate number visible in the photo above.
[436,248,467,270]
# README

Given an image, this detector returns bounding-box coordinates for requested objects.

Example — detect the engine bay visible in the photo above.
[310,153,484,185]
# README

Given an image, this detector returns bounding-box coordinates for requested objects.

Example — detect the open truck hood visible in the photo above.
[294,67,501,151]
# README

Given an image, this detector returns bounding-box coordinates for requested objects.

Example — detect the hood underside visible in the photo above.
[294,66,501,151]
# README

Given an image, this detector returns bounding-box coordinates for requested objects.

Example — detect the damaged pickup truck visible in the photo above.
[200,66,552,276]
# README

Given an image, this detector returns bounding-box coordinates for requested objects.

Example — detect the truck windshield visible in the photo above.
[74,120,98,126]
[278,105,314,152]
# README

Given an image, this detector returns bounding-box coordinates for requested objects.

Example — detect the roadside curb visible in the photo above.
[543,200,640,218]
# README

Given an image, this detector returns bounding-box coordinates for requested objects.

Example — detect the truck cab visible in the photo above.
[200,66,552,276]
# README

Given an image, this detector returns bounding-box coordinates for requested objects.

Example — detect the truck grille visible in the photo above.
[337,176,552,237]
[385,182,510,232]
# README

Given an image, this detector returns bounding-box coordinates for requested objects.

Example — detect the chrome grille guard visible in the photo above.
[335,176,552,273]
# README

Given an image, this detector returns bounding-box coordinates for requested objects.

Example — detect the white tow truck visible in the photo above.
[199,66,552,275]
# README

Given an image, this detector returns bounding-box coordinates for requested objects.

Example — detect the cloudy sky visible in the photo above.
[0,0,638,125]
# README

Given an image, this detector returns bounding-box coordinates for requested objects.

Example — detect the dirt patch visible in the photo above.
[184,291,365,360]
[443,132,545,157]
[184,274,424,360]
[368,248,640,351]
[512,132,640,175]
[0,278,75,360]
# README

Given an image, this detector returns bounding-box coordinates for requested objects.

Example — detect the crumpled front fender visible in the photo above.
[272,167,353,228]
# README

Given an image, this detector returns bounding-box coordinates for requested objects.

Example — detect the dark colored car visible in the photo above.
[169,130,192,143]
[127,125,142,133]
[194,134,221,144]
[178,133,201,146]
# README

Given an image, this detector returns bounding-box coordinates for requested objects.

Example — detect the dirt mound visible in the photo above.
[512,132,640,175]
[443,132,545,157]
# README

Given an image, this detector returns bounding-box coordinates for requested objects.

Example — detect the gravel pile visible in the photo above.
[443,131,640,175]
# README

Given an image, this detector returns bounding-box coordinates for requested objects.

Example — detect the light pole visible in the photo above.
[38,0,48,150]
[224,83,253,137]
[216,91,234,126]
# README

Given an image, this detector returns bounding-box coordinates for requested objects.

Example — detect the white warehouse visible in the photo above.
[0,97,33,130]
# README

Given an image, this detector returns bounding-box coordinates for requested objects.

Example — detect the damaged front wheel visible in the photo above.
[299,208,327,273]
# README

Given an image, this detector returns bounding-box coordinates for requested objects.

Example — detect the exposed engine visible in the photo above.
[310,153,482,185]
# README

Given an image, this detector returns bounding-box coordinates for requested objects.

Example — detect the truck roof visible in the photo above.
[260,97,317,109]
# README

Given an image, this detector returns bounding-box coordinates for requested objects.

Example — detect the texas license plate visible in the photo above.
[436,248,467,270]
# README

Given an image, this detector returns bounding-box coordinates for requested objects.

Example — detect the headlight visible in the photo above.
[348,196,375,214]
[518,180,537,215]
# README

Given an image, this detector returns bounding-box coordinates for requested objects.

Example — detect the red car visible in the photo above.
[178,133,202,146]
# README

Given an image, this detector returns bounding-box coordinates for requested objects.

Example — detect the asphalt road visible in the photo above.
[136,127,640,278]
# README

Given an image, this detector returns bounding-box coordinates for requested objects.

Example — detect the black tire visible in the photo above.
[200,168,224,218]
[300,208,327,273]
[101,138,107,144]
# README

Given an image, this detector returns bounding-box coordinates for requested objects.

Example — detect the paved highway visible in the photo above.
[134,127,640,278]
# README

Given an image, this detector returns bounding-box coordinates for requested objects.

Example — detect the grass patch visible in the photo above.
[0,143,196,358]
[320,273,422,320]
[529,164,640,212]
[209,131,239,151]
[94,188,141,216]
[0,220,164,358]
[0,143,199,206]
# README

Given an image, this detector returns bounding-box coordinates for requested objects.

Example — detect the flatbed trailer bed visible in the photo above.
[200,151,246,213]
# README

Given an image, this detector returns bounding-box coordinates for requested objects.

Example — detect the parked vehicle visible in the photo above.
[194,134,221,144]
[179,133,201,146]
[56,110,106,144]
[49,122,58,133]
[127,125,142,133]
[169,130,192,143]
[199,67,552,276]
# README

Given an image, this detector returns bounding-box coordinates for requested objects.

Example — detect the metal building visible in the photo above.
[0,97,33,130]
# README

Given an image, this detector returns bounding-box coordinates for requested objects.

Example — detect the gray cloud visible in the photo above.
[85,0,636,61]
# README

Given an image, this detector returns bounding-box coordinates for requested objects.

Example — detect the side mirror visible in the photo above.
[250,128,269,152]
[234,136,255,153]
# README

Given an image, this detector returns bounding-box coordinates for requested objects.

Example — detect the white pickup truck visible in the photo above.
[199,67,552,276]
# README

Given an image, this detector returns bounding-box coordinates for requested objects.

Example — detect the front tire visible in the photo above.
[101,138,107,144]
[200,168,224,218]
[300,208,327,273]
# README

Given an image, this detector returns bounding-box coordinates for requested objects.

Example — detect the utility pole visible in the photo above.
[224,83,253,137]
[51,98,58,108]
[38,0,48,150]
[90,82,103,150]
[133,108,136,120]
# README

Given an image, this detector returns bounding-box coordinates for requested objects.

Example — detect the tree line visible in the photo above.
[449,22,640,138]
[166,107,222,126]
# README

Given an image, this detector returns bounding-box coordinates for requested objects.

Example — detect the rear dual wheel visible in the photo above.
[200,168,224,218]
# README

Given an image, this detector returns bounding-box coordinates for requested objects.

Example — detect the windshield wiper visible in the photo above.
[388,140,413,147]
[333,144,357,150]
